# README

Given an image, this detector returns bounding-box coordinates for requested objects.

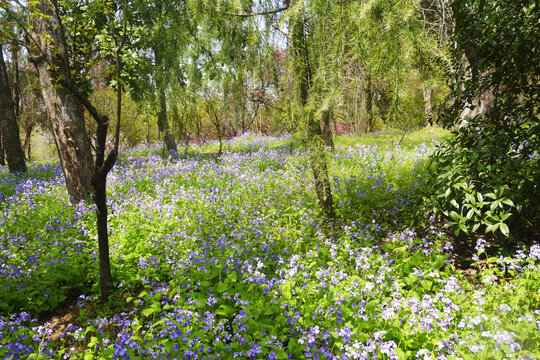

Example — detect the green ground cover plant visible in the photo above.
[0,131,538,359]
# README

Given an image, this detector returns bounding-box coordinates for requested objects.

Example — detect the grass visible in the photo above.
[0,129,538,360]
[335,126,451,149]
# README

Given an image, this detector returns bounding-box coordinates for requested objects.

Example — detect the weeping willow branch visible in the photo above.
[223,5,289,18]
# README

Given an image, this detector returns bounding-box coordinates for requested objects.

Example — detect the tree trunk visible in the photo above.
[290,5,335,219]
[376,88,391,125]
[0,130,5,166]
[24,124,33,161]
[423,87,434,125]
[92,172,114,299]
[26,0,120,302]
[320,109,334,151]
[11,48,21,117]
[153,48,177,153]
[27,2,94,203]
[157,85,177,152]
[453,5,495,122]
[365,76,374,132]
[0,46,27,173]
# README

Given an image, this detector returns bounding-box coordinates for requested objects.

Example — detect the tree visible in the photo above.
[427,0,540,240]
[125,0,196,153]
[154,45,178,153]
[288,0,335,218]
[215,0,336,218]
[24,2,95,203]
[22,0,130,300]
[0,44,26,173]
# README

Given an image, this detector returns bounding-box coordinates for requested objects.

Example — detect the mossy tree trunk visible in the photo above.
[320,108,335,151]
[0,45,27,173]
[153,47,177,153]
[290,3,335,219]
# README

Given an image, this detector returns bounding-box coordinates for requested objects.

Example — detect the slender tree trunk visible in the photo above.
[92,174,114,299]
[11,48,21,117]
[146,118,150,144]
[423,87,433,125]
[0,46,26,173]
[290,5,335,219]
[365,76,374,132]
[206,101,223,156]
[27,2,94,203]
[157,85,177,152]
[0,130,5,166]
[153,48,177,153]
[377,89,391,125]
[24,125,33,161]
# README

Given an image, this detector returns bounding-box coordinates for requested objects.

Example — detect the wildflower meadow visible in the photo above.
[1,132,539,359]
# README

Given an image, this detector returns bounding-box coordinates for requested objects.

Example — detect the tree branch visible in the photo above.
[61,79,105,125]
[223,4,289,18]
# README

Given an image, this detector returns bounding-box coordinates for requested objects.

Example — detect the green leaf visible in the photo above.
[215,304,234,316]
[501,198,514,207]
[213,282,229,294]
[421,280,433,291]
[500,212,512,221]
[326,291,334,302]
[444,187,451,197]
[275,349,289,359]
[282,281,293,300]
[449,211,461,221]
[227,271,238,283]
[365,299,379,313]
[499,222,509,237]
[141,308,154,317]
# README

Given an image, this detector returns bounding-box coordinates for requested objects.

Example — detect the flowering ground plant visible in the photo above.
[1,130,538,359]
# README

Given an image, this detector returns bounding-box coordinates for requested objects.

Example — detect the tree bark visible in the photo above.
[25,0,121,302]
[423,87,434,125]
[0,130,4,166]
[92,170,114,300]
[12,48,21,117]
[153,47,177,153]
[364,76,374,132]
[24,124,33,161]
[27,1,94,203]
[452,4,495,122]
[290,5,335,219]
[0,46,26,173]
[320,109,335,151]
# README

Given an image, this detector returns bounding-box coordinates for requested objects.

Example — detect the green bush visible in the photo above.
[426,117,539,239]
[425,0,540,242]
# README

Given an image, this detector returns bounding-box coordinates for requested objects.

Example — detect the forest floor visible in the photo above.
[1,128,539,359]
